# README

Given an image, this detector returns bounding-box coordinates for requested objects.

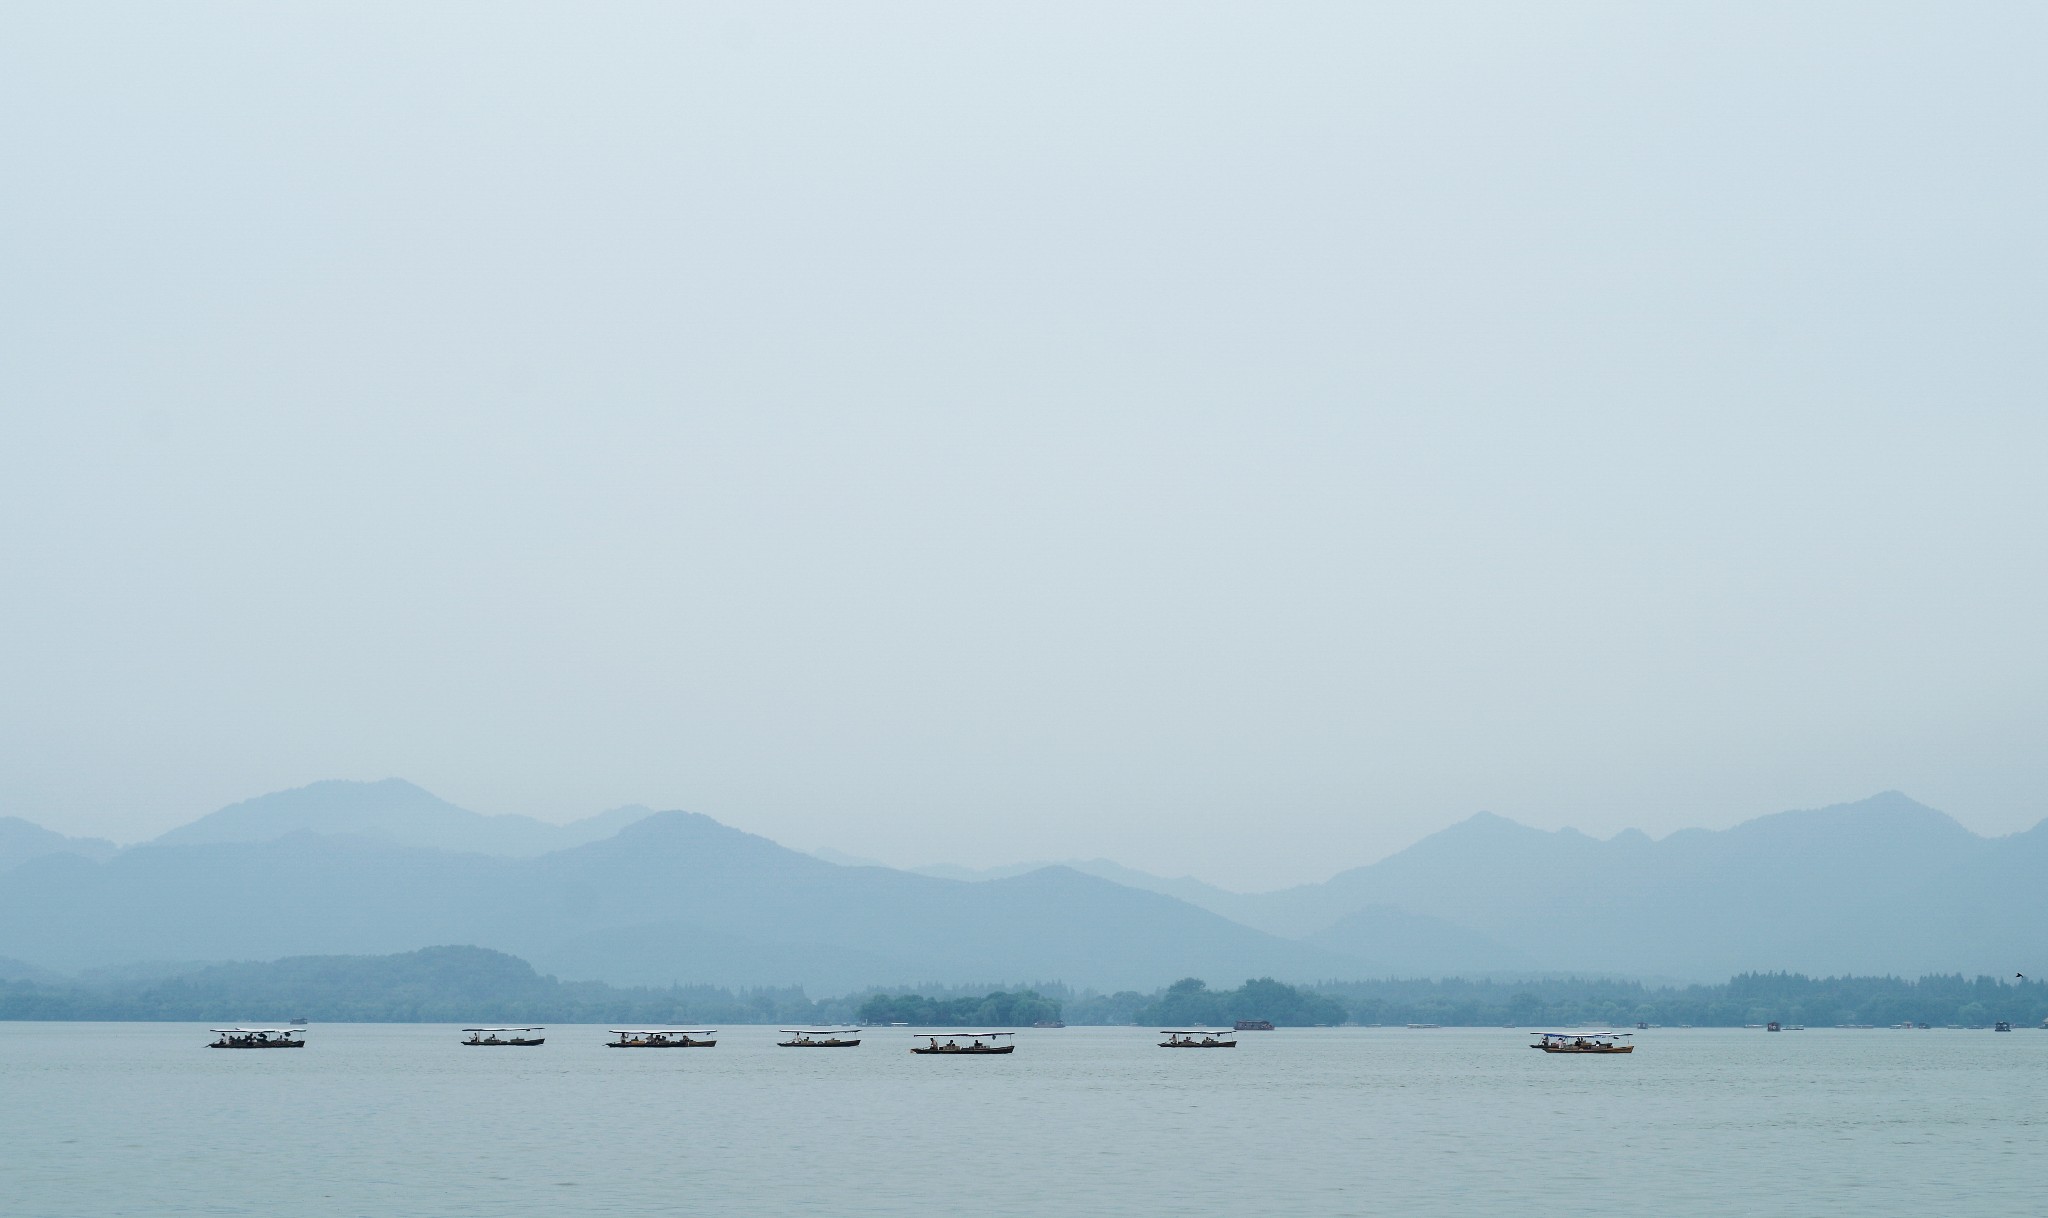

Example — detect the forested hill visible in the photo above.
[0,946,835,1024]
[3,946,2042,1029]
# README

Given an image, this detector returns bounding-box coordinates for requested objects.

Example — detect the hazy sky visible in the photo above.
[3,2,2044,889]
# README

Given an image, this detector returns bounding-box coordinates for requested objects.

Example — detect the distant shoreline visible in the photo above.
[4,946,2040,1030]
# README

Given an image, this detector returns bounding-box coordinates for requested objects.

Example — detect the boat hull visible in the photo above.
[1159,1041,1236,1048]
[1532,1044,1634,1053]
[778,1040,860,1048]
[608,1040,716,1048]
[911,1045,1014,1054]
[463,1039,545,1047]
[209,1040,305,1049]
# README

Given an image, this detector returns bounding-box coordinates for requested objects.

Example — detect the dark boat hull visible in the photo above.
[209,1040,305,1049]
[1532,1044,1633,1053]
[1159,1041,1236,1048]
[911,1045,1014,1054]
[463,1039,545,1047]
[778,1040,860,1048]
[607,1040,716,1048]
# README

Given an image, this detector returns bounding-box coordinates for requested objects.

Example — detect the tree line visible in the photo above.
[4,947,2044,1028]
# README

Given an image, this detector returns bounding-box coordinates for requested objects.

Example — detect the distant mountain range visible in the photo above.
[0,817,117,873]
[0,781,2038,989]
[151,778,656,857]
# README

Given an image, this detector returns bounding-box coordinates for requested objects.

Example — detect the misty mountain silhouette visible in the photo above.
[1209,791,2043,977]
[151,778,655,857]
[0,805,1363,991]
[3,784,2040,986]
[0,817,116,874]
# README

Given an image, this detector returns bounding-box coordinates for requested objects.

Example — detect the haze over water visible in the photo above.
[5,1023,2040,1217]
[5,3,2047,887]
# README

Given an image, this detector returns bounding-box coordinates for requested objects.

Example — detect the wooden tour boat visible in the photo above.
[1159,1030,1237,1048]
[608,1029,717,1048]
[462,1026,545,1046]
[778,1027,862,1047]
[911,1032,1015,1055]
[1531,1032,1634,1054]
[209,1027,306,1049]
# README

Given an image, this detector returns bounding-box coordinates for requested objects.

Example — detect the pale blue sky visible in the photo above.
[2,2,2043,888]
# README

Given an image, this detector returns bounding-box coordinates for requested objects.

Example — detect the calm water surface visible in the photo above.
[2,1023,2041,1216]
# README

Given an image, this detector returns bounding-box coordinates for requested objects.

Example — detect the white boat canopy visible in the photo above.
[779,1027,862,1034]
[210,1027,303,1034]
[1535,1031,1630,1039]
[462,1027,544,1032]
[609,1029,716,1035]
[1161,1030,1235,1035]
[910,1031,1014,1038]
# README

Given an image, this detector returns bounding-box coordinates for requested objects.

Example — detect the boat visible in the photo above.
[1032,1020,1066,1029]
[1159,1030,1237,1048]
[462,1026,545,1046]
[1767,1021,1782,1032]
[289,1018,308,1026]
[1635,1021,1648,1030]
[209,1027,306,1049]
[607,1029,717,1048]
[1531,1032,1634,1054]
[1995,1021,2012,1032]
[777,1027,862,1048]
[1406,1023,1443,1029]
[911,1032,1015,1055]
[1234,1019,1275,1031]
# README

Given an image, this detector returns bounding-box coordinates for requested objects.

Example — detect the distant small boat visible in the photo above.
[1635,1021,1648,1030]
[778,1027,861,1047]
[1406,1023,1443,1029]
[289,1018,308,1026]
[1234,1019,1274,1031]
[463,1026,545,1047]
[1033,1020,1066,1029]
[1766,1022,1782,1032]
[911,1032,1014,1055]
[608,1029,716,1048]
[1995,1021,2012,1032]
[1532,1032,1633,1054]
[1159,1030,1236,1048]
[209,1027,305,1049]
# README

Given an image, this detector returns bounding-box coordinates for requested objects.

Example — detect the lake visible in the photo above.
[2,1023,2040,1216]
